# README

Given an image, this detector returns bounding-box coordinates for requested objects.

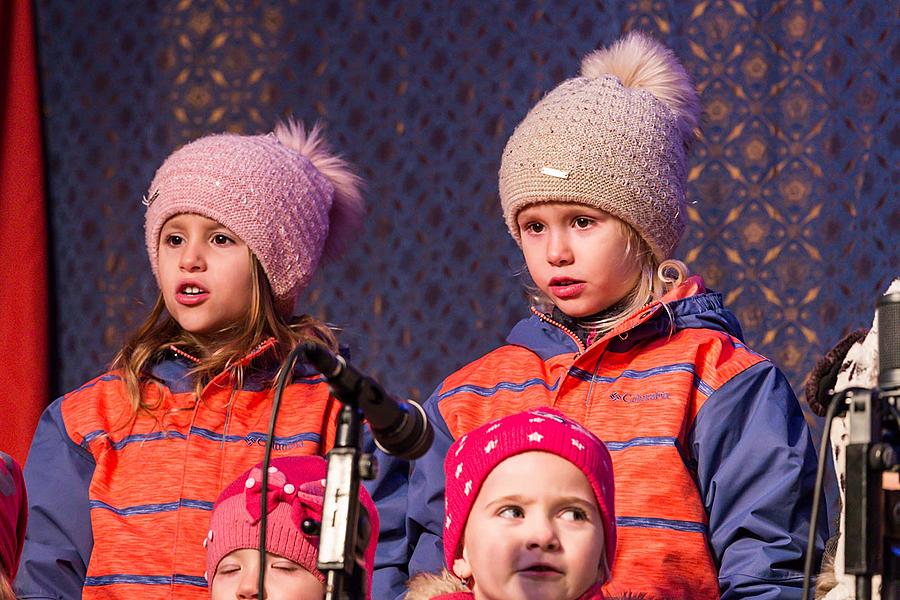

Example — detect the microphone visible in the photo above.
[302,342,434,460]
[878,291,900,391]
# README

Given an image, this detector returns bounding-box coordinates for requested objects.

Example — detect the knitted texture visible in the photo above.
[443,407,616,578]
[145,120,364,310]
[499,31,700,260]
[204,455,380,598]
[0,452,26,580]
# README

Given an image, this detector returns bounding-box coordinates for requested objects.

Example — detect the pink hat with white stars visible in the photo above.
[443,407,616,577]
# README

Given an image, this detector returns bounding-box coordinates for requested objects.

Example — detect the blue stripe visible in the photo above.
[604,436,677,451]
[84,573,207,587]
[103,428,320,450]
[70,374,123,395]
[569,362,717,396]
[692,374,715,397]
[437,377,560,402]
[90,498,214,516]
[570,362,696,383]
[616,516,708,534]
[80,429,108,450]
[109,430,187,450]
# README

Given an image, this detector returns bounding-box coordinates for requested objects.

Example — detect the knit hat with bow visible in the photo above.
[443,407,616,579]
[499,31,701,260]
[204,456,379,597]
[145,120,365,313]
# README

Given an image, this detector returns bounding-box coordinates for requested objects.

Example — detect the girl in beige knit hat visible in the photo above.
[377,31,828,600]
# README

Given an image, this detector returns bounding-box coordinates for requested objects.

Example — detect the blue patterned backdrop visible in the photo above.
[35,0,897,408]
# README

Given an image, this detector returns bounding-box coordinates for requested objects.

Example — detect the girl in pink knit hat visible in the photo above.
[205,456,379,600]
[406,408,615,600]
[17,120,369,599]
[379,30,827,600]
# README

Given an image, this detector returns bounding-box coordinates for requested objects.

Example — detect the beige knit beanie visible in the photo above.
[499,31,701,260]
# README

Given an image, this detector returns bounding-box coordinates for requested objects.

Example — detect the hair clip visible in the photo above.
[141,189,159,207]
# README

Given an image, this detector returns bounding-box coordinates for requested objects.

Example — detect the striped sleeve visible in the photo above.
[15,398,95,599]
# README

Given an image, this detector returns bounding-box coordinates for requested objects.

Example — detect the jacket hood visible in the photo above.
[508,277,743,359]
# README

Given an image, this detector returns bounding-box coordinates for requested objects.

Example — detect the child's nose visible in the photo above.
[179,242,207,271]
[546,231,573,266]
[524,516,561,551]
[236,569,261,599]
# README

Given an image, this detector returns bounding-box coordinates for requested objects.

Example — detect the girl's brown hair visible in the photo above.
[0,571,14,600]
[111,252,337,416]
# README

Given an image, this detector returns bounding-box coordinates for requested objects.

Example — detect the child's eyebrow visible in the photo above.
[484,494,531,509]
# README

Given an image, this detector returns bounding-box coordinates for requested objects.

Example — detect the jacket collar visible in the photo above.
[510,276,742,359]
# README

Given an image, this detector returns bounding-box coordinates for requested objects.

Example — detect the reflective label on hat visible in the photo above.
[540,166,570,179]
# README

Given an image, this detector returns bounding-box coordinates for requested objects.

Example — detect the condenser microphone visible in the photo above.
[878,291,900,391]
[302,342,434,460]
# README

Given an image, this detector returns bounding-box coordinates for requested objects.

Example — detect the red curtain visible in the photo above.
[0,0,48,464]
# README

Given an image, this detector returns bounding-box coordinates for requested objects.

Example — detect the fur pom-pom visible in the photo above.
[405,569,469,600]
[581,31,700,144]
[274,118,366,260]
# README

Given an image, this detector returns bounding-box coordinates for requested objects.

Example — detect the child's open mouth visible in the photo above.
[175,282,209,306]
[548,277,586,299]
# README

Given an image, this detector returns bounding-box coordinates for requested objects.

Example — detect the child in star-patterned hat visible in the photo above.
[406,407,615,600]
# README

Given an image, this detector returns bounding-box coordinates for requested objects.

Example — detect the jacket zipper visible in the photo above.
[531,306,586,354]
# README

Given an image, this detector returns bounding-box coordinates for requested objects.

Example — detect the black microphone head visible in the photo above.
[878,291,900,390]
[302,342,341,378]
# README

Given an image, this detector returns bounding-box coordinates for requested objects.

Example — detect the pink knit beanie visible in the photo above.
[204,456,380,598]
[443,407,616,578]
[499,31,701,260]
[0,452,26,580]
[145,120,365,312]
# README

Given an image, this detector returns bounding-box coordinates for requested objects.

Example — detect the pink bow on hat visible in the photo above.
[243,466,324,535]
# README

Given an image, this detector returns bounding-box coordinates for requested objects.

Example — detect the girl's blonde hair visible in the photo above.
[530,219,689,336]
[111,252,337,416]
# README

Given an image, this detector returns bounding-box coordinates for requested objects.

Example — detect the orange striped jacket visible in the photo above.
[382,278,826,600]
[16,340,342,599]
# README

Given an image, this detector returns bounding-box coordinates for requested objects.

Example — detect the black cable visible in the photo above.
[258,343,306,597]
[803,391,845,599]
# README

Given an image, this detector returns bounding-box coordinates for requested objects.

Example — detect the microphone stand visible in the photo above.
[317,396,377,600]
[257,344,376,600]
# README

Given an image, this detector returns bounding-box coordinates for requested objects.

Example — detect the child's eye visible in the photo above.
[165,233,184,246]
[523,222,545,234]
[573,217,594,229]
[270,561,299,572]
[559,508,588,521]
[216,563,240,575]
[212,233,234,245]
[498,506,525,519]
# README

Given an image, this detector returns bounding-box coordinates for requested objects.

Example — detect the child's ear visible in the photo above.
[452,547,473,580]
[596,549,610,584]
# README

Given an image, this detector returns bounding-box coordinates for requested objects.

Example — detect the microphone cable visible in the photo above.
[257,342,307,597]
[803,390,844,599]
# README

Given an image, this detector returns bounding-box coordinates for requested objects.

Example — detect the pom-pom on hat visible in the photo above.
[0,452,26,580]
[499,31,701,260]
[144,119,365,313]
[443,407,616,578]
[204,456,380,598]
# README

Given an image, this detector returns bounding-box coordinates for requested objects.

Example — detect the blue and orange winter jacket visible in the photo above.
[14,339,397,599]
[373,277,828,600]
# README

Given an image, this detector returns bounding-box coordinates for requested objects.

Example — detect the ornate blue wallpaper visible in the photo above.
[35,1,897,406]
